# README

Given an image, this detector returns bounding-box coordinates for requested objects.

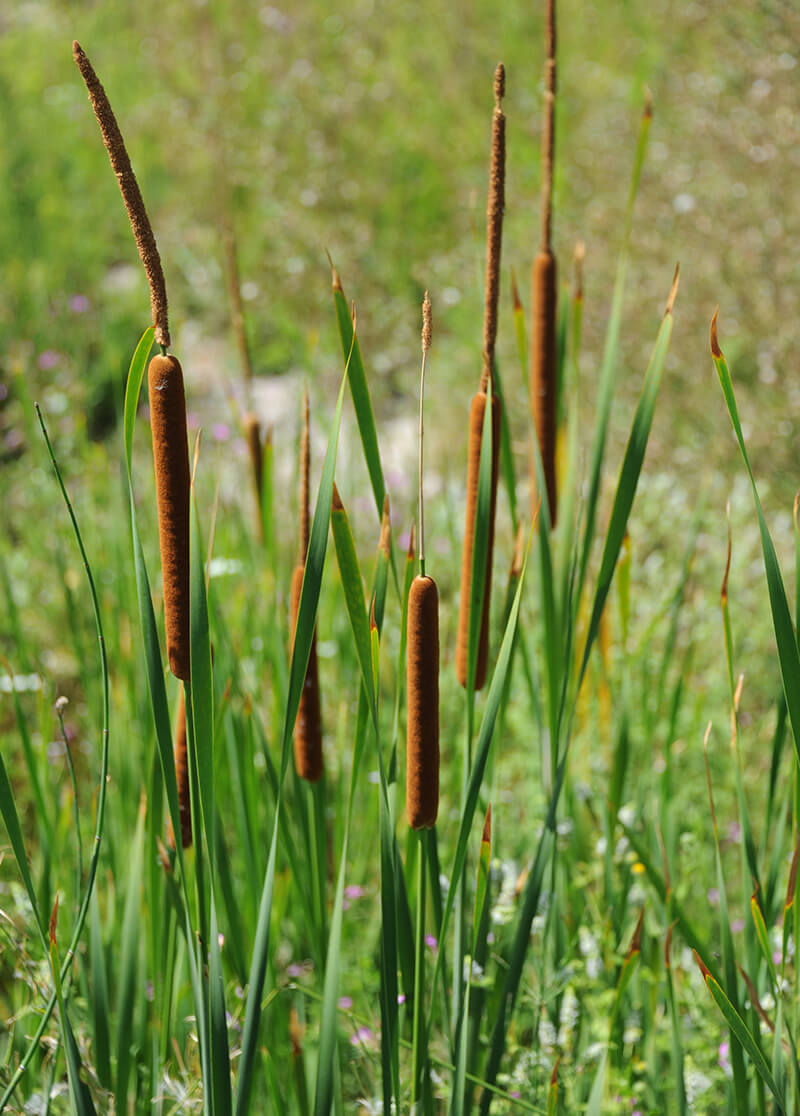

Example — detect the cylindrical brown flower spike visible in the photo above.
[289,565,323,782]
[530,0,559,527]
[148,355,191,681]
[290,389,323,782]
[243,412,264,540]
[455,392,502,690]
[406,574,440,829]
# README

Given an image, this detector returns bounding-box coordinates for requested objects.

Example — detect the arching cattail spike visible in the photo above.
[530,249,558,526]
[148,355,191,680]
[644,86,654,120]
[73,42,170,348]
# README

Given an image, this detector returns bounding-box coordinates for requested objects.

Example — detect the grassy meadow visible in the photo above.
[2,1,800,1113]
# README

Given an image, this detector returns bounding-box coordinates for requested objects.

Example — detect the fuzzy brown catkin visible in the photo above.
[148,355,191,680]
[243,412,263,539]
[290,564,323,782]
[173,689,192,848]
[456,392,502,690]
[73,42,170,348]
[530,250,558,526]
[406,574,439,829]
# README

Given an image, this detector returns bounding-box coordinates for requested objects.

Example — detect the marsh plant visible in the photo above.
[2,8,800,1116]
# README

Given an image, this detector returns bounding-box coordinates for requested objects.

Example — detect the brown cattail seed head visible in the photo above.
[290,565,323,782]
[148,355,190,680]
[173,688,192,848]
[243,412,263,537]
[379,494,391,558]
[73,42,170,348]
[530,250,558,526]
[406,574,439,829]
[456,392,502,690]
[421,291,432,353]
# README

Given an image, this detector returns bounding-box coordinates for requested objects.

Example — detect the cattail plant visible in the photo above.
[530,0,559,526]
[455,63,506,691]
[289,389,323,782]
[74,41,190,681]
[406,291,439,1109]
[406,292,439,830]
[243,411,265,540]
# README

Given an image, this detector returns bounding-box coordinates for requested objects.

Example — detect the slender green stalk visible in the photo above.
[412,831,428,1108]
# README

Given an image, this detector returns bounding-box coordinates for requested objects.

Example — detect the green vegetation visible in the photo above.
[2,2,800,1113]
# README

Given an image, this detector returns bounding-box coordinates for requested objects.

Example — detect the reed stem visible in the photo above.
[412,831,428,1107]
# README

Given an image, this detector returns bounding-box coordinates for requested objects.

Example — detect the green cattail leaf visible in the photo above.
[576,100,651,609]
[0,745,42,942]
[89,890,111,1090]
[751,896,778,987]
[452,810,492,1116]
[189,493,215,866]
[330,491,376,726]
[546,1064,559,1116]
[665,934,689,1114]
[585,1050,608,1116]
[492,360,517,533]
[115,798,145,1112]
[5,673,53,855]
[209,897,233,1116]
[697,960,784,1107]
[331,274,384,518]
[713,337,800,770]
[236,346,351,1116]
[123,326,156,475]
[511,270,527,386]
[577,277,675,694]
[58,988,98,1116]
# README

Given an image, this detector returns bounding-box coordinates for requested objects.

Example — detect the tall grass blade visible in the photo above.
[712,319,800,767]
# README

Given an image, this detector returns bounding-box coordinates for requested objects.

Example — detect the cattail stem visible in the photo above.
[299,388,311,562]
[419,292,432,576]
[148,355,191,680]
[540,0,556,253]
[411,833,428,1106]
[73,42,170,348]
